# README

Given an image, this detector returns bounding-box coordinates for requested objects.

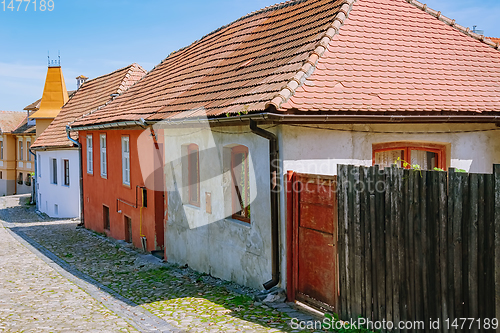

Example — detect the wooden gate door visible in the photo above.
[288,172,338,312]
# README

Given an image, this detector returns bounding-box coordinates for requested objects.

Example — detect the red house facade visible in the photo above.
[80,128,165,253]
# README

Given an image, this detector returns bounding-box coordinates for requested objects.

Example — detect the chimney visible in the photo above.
[76,75,89,90]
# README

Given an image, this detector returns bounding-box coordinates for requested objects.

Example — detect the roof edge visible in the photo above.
[406,0,500,50]
[266,0,356,110]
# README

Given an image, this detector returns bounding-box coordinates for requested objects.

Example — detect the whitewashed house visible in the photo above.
[31,64,145,218]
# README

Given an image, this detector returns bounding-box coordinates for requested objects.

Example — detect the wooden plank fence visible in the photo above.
[337,164,500,332]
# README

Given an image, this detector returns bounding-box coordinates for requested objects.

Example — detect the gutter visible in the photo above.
[249,119,280,290]
[66,125,84,225]
[68,112,500,132]
[28,148,36,205]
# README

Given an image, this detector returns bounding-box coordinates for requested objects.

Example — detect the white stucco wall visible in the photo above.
[160,125,274,290]
[277,122,500,288]
[37,149,81,218]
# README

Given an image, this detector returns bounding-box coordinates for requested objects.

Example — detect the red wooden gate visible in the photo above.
[287,172,339,312]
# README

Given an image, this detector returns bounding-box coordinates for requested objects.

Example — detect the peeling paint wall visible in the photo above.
[162,125,275,290]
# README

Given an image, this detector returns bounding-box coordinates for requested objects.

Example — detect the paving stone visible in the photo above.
[0,195,327,332]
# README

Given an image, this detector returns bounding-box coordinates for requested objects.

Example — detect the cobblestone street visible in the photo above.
[0,195,318,332]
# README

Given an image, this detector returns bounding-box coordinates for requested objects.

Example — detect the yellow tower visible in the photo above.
[30,57,69,138]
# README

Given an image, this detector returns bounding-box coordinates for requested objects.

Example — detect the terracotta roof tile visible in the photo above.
[32,64,146,149]
[71,0,348,126]
[71,0,500,127]
[0,111,27,134]
[11,111,36,135]
[281,0,500,113]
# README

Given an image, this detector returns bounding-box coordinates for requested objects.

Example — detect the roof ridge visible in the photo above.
[78,63,138,89]
[116,63,147,95]
[405,0,500,50]
[266,0,356,109]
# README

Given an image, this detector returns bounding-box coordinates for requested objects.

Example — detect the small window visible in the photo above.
[63,159,70,186]
[100,134,107,178]
[27,142,31,161]
[103,205,110,230]
[17,172,23,185]
[373,142,446,171]
[0,171,3,179]
[25,174,32,186]
[18,140,23,161]
[38,154,41,176]
[231,145,251,223]
[51,158,57,184]
[87,135,93,174]
[54,204,59,216]
[122,136,130,186]
[187,144,200,206]
[0,141,3,160]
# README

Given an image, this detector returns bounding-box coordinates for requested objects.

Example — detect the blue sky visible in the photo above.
[0,0,499,112]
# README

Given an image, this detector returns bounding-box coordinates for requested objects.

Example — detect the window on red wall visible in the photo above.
[231,145,251,223]
[187,144,200,206]
[373,142,447,170]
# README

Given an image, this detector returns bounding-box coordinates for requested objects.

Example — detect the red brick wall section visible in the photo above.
[80,129,165,252]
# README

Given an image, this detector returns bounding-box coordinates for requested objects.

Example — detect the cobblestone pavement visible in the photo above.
[0,198,136,332]
[0,195,321,333]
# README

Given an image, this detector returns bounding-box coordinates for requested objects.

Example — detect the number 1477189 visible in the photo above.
[1,0,54,11]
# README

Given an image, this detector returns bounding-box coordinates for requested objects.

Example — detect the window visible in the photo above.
[231,145,251,223]
[38,154,41,176]
[100,134,107,178]
[63,159,70,186]
[27,142,31,161]
[122,136,130,185]
[0,141,3,160]
[187,144,200,206]
[124,216,132,243]
[25,174,32,186]
[103,205,110,230]
[18,140,23,161]
[17,172,23,185]
[86,135,93,174]
[51,158,57,184]
[0,171,3,179]
[373,142,447,171]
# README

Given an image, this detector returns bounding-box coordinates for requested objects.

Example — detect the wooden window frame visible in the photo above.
[230,145,251,223]
[63,159,70,186]
[100,134,107,178]
[122,136,130,186]
[187,144,200,207]
[86,135,93,174]
[372,142,447,170]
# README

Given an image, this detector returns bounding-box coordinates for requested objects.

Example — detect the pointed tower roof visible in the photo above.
[30,62,69,119]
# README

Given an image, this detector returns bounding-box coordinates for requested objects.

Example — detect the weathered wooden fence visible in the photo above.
[337,164,500,333]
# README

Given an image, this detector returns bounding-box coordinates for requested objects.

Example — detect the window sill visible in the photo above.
[122,183,131,189]
[183,203,200,210]
[225,217,251,228]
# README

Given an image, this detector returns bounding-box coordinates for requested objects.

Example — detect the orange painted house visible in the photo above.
[79,128,165,253]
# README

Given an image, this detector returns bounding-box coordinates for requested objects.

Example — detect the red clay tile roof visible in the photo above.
[71,0,349,126]
[32,64,146,149]
[488,37,500,45]
[72,0,500,128]
[280,0,500,113]
[0,111,27,134]
[12,111,36,135]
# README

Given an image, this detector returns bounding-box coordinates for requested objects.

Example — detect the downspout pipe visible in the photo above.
[66,125,84,225]
[250,119,280,290]
[28,149,36,205]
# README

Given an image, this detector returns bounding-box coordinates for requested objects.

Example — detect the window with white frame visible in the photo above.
[27,141,31,161]
[87,135,93,174]
[18,140,23,161]
[63,159,70,186]
[100,134,107,178]
[51,158,57,185]
[122,136,130,185]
